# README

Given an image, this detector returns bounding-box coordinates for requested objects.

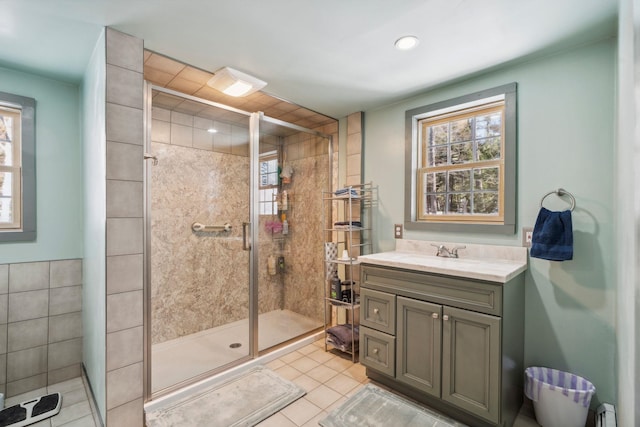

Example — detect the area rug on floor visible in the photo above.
[145,365,305,427]
[319,384,467,427]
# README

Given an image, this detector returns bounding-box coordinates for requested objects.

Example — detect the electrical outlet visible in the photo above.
[394,224,403,239]
[522,227,533,247]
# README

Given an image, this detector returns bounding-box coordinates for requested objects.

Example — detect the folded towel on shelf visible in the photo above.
[530,207,573,261]
[334,188,360,198]
[326,324,359,352]
[334,221,362,229]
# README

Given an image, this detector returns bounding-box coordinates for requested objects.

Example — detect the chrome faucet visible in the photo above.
[431,244,466,258]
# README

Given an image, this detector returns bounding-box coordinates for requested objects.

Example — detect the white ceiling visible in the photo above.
[0,0,618,118]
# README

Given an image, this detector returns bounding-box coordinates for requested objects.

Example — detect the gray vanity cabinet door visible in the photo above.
[441,306,501,424]
[396,296,442,398]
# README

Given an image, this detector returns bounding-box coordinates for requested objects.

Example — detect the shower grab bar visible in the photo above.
[191,222,232,232]
[242,222,251,250]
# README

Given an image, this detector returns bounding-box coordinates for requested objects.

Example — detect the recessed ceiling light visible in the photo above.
[394,35,419,51]
[207,128,218,134]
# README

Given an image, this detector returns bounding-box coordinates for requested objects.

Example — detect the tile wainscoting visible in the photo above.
[0,259,83,397]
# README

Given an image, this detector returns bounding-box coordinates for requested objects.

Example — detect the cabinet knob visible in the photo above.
[373,308,379,314]
[443,315,449,321]
[432,313,439,319]
[372,348,379,355]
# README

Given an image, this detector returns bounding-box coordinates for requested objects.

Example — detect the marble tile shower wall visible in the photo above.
[150,107,253,344]
[0,260,83,397]
[281,155,329,323]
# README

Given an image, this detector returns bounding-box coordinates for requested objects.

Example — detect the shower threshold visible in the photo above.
[151,309,322,393]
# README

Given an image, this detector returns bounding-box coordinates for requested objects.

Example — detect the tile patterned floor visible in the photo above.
[3,340,544,427]
[3,376,100,427]
[256,337,542,427]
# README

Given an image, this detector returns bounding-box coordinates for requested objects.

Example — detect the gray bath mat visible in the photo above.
[319,384,467,427]
[146,365,305,427]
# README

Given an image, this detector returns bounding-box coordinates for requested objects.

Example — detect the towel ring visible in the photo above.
[540,188,576,211]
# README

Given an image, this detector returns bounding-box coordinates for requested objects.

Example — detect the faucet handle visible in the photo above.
[451,245,466,256]
[430,243,444,255]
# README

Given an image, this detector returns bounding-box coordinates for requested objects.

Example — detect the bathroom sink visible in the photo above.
[358,240,527,283]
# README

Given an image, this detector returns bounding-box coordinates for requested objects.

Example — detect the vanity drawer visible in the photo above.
[360,326,395,377]
[361,288,396,334]
[362,265,502,316]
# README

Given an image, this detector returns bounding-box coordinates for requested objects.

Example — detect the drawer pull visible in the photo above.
[372,348,379,355]
[373,308,380,314]
[443,315,449,321]
[432,313,439,319]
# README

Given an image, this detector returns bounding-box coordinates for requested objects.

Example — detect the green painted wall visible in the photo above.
[0,67,83,262]
[81,29,106,422]
[363,38,617,406]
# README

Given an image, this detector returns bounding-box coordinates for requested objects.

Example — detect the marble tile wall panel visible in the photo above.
[0,259,83,397]
[280,155,329,323]
[150,142,250,344]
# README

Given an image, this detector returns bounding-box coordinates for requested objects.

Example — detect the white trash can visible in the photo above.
[525,367,595,427]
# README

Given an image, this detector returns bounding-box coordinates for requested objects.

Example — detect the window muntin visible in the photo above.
[417,102,505,222]
[0,106,22,229]
[259,152,278,215]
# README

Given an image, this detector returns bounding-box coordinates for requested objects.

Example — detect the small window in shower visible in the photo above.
[259,152,278,215]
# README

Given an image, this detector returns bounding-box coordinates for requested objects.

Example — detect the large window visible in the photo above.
[405,83,516,233]
[0,91,36,242]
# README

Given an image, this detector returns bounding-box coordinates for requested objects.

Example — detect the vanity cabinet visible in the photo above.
[359,264,523,427]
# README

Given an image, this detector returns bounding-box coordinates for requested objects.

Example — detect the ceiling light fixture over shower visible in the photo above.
[207,66,267,97]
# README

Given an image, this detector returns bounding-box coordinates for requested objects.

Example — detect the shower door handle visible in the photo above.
[242,222,251,251]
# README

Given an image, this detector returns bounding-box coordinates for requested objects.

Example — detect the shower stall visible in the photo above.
[144,86,333,396]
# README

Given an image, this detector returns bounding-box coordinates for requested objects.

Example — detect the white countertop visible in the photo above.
[358,240,528,283]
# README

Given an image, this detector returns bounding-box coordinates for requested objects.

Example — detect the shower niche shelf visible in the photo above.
[322,182,375,362]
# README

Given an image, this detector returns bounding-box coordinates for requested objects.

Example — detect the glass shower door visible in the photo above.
[147,88,253,395]
[253,116,329,352]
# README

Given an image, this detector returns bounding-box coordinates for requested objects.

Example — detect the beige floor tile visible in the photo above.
[292,374,321,392]
[343,363,367,382]
[58,414,96,427]
[324,373,360,395]
[51,401,91,427]
[57,388,88,409]
[297,344,318,355]
[5,387,48,407]
[306,349,334,364]
[313,338,324,348]
[302,410,328,427]
[275,365,303,381]
[279,350,304,364]
[255,412,298,427]
[324,395,348,413]
[280,397,322,426]
[306,365,339,383]
[305,384,342,410]
[266,359,285,370]
[47,377,84,394]
[345,382,367,398]
[289,356,320,374]
[323,355,354,373]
